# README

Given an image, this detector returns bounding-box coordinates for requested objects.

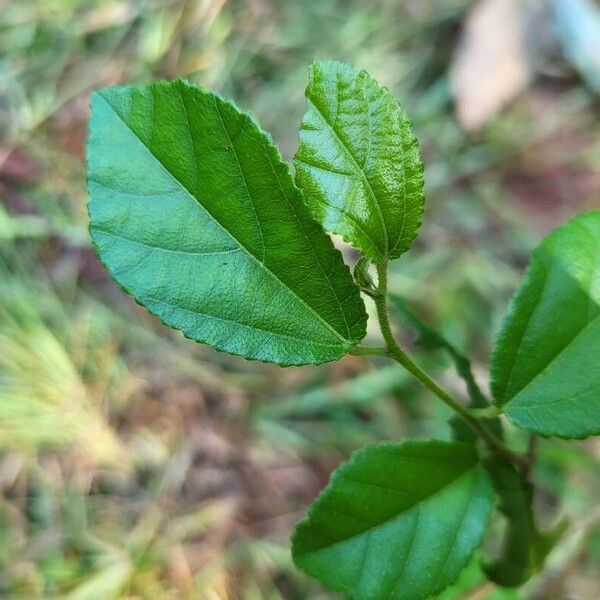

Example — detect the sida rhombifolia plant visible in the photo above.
[87,60,600,599]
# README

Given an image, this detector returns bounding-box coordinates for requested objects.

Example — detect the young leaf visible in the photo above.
[353,256,375,291]
[483,457,566,587]
[294,60,425,264]
[87,80,367,366]
[491,211,600,438]
[292,440,494,600]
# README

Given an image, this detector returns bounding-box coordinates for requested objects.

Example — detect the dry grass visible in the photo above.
[0,0,599,598]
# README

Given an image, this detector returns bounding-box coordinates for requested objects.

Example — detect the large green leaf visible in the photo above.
[491,211,600,438]
[292,440,493,600]
[294,60,425,263]
[87,80,367,366]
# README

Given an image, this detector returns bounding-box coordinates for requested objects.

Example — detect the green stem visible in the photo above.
[467,405,503,419]
[365,262,526,468]
[373,263,395,349]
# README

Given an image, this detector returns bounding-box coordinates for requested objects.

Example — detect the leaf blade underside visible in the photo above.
[491,210,600,438]
[294,60,425,263]
[292,440,494,600]
[87,80,367,366]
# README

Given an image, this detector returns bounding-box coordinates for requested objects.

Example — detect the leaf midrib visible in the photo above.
[508,351,600,413]
[504,289,600,407]
[96,91,350,347]
[501,219,600,403]
[306,95,389,260]
[296,462,477,557]
[264,149,353,342]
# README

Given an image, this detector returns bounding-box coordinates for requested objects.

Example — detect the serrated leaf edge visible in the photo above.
[87,79,367,366]
[292,439,494,600]
[294,60,425,264]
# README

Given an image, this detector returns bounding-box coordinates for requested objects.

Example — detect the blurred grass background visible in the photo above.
[0,0,599,598]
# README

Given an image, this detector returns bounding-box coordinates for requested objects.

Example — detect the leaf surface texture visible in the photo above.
[87,80,367,365]
[294,61,424,263]
[491,210,600,438]
[292,440,493,600]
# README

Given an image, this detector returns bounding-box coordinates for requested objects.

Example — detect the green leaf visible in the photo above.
[87,80,367,366]
[483,457,566,587]
[491,211,600,438]
[292,440,494,600]
[294,60,425,263]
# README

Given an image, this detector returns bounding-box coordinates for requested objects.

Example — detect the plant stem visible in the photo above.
[373,263,395,349]
[522,435,538,478]
[366,262,526,468]
[467,406,503,419]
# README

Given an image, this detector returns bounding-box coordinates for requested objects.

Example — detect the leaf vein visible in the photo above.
[307,96,389,257]
[95,93,349,346]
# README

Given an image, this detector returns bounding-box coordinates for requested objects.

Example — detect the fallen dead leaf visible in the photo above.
[450,0,533,131]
